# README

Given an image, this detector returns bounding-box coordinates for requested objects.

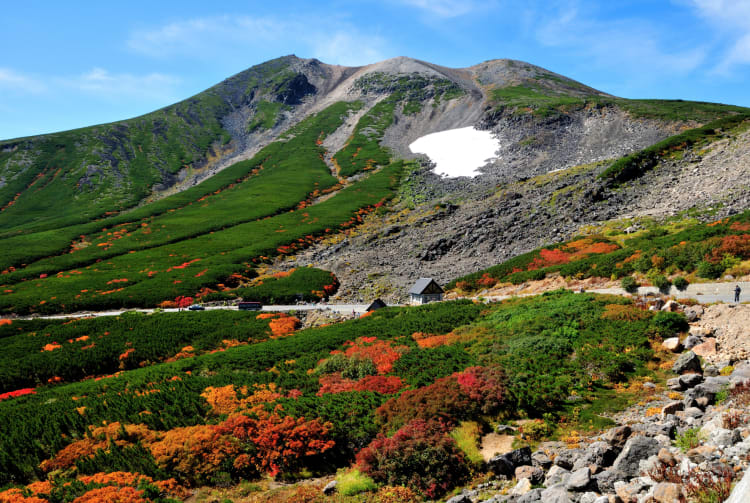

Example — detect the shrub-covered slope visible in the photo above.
[0,292,682,500]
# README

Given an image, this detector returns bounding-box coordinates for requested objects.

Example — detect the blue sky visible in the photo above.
[1,0,749,140]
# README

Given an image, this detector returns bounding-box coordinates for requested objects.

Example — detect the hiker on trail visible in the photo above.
[736,285,742,303]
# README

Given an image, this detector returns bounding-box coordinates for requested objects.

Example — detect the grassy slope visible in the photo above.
[0,57,309,236]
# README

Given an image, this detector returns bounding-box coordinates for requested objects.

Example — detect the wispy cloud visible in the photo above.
[0,66,180,103]
[687,0,750,73]
[64,68,181,101]
[396,0,484,18]
[0,68,46,93]
[532,2,706,82]
[127,15,389,66]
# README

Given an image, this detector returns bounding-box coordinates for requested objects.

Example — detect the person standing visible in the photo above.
[735,284,742,303]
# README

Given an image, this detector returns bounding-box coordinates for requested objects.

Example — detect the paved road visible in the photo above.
[479,281,750,305]
[9,281,747,321]
[13,303,375,321]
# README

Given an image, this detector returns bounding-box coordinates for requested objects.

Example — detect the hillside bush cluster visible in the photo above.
[450,211,750,292]
[0,293,684,499]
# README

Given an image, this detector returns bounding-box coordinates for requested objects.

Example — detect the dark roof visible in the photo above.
[408,278,443,295]
[366,298,387,311]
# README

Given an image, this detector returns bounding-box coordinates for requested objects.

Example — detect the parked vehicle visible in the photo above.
[188,304,205,311]
[238,301,262,311]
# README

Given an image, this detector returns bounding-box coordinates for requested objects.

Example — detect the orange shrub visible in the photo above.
[149,425,240,481]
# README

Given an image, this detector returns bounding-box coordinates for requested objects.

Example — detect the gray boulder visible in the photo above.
[515,465,544,485]
[683,335,704,350]
[678,373,703,388]
[531,450,552,469]
[573,441,619,470]
[540,486,571,503]
[554,448,582,469]
[611,435,660,478]
[672,351,702,374]
[489,447,532,477]
[446,495,472,503]
[666,377,684,391]
[517,488,544,503]
[566,467,592,491]
[593,468,619,493]
[544,465,571,487]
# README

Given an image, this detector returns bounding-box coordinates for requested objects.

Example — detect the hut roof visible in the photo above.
[408,278,443,295]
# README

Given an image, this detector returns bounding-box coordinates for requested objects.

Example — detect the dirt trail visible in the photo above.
[480,433,514,461]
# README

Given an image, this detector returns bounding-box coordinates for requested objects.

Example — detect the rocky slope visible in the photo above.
[441,300,750,503]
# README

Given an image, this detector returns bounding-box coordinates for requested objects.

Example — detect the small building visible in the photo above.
[366,298,388,312]
[408,278,444,305]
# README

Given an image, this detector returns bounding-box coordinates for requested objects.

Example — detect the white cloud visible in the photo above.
[66,68,181,101]
[532,3,707,80]
[688,0,750,72]
[396,0,483,18]
[0,68,46,93]
[127,15,389,66]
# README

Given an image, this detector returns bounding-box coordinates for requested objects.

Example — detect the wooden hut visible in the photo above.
[408,278,444,305]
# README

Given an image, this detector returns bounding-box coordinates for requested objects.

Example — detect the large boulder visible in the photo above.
[573,441,620,471]
[692,338,717,358]
[515,465,544,485]
[566,467,592,491]
[678,372,703,388]
[554,448,583,469]
[611,436,660,478]
[661,337,682,352]
[593,468,619,493]
[489,447,532,477]
[683,335,704,350]
[672,351,702,374]
[540,486,571,503]
[531,450,552,469]
[544,465,571,487]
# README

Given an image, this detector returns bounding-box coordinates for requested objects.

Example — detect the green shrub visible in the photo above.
[672,276,689,291]
[675,427,703,452]
[337,468,378,496]
[621,276,639,294]
[650,274,672,293]
[696,260,725,279]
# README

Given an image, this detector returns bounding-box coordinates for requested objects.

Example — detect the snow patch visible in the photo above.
[409,127,500,178]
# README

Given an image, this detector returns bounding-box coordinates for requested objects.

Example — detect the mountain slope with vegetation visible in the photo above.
[2,55,749,313]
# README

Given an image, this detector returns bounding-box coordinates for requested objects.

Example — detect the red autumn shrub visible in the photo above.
[356,419,470,499]
[354,375,405,394]
[340,337,406,374]
[215,410,335,478]
[477,273,497,287]
[376,366,505,430]
[453,366,506,414]
[376,376,469,430]
[709,234,750,262]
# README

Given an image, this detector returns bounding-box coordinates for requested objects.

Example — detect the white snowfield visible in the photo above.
[409,127,500,178]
